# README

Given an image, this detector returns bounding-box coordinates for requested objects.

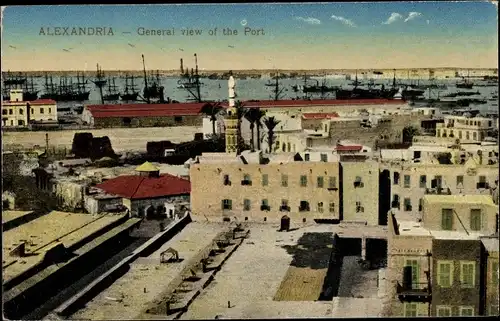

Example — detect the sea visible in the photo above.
[18,76,500,115]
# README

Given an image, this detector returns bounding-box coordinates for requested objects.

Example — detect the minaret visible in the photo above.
[225,76,239,154]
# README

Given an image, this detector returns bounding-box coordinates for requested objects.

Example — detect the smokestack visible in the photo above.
[180,58,184,74]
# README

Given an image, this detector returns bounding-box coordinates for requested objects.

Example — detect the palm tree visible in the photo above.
[263,116,281,153]
[244,108,266,152]
[200,103,223,136]
[402,125,420,144]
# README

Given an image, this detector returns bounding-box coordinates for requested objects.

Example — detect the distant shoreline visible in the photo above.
[2,67,498,78]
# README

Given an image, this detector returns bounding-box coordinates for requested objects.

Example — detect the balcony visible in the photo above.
[425,187,451,195]
[477,182,489,189]
[327,186,338,191]
[396,282,432,302]
[279,205,290,212]
[241,179,252,186]
[260,205,270,211]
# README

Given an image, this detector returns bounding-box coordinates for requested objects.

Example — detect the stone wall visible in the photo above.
[93,115,202,128]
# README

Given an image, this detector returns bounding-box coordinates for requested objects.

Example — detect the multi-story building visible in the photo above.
[189,151,341,223]
[1,89,57,127]
[380,149,499,222]
[340,159,380,225]
[385,194,499,317]
[483,237,499,316]
[436,115,496,143]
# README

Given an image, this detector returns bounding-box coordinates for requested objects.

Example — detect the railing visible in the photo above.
[425,187,452,195]
[396,281,432,302]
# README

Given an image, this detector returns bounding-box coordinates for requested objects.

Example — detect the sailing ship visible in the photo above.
[3,72,27,86]
[142,54,165,103]
[120,74,139,101]
[456,70,474,89]
[22,76,39,101]
[103,77,120,101]
[91,64,107,104]
[2,72,38,101]
[41,73,90,101]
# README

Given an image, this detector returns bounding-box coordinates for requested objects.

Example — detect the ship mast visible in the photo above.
[142,54,150,103]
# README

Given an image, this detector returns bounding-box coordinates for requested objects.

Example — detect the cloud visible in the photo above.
[331,15,356,27]
[382,12,403,25]
[294,16,321,25]
[404,12,422,22]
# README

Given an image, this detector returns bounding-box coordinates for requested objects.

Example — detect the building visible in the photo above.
[94,162,190,217]
[1,89,57,127]
[189,151,341,223]
[340,159,380,225]
[435,115,496,143]
[380,149,499,222]
[81,102,208,128]
[385,194,499,317]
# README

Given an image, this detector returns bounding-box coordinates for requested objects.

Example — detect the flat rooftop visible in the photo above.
[423,194,495,205]
[70,222,227,320]
[2,210,34,225]
[3,211,126,283]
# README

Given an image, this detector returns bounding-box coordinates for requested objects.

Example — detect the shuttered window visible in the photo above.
[460,261,475,288]
[437,261,453,287]
[441,209,453,230]
[470,209,481,231]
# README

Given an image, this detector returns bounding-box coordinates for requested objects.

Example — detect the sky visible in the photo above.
[1,2,498,71]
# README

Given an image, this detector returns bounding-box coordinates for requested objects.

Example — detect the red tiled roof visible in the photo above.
[86,102,209,118]
[3,99,57,105]
[96,174,191,199]
[302,112,339,119]
[336,145,363,151]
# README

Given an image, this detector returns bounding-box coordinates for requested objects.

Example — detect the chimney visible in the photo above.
[180,58,184,74]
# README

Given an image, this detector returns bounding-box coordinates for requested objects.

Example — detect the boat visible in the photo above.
[456,70,474,89]
[23,76,39,101]
[120,74,139,101]
[142,55,165,103]
[41,73,90,101]
[443,91,480,98]
[103,77,120,101]
[3,72,27,86]
[92,64,107,104]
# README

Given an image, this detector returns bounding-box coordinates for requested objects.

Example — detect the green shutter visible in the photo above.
[470,209,481,231]
[442,209,453,230]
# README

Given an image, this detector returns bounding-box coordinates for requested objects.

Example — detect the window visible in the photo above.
[437,306,452,317]
[243,199,251,211]
[405,259,420,287]
[222,199,232,210]
[460,261,475,288]
[261,199,270,211]
[459,130,462,139]
[419,175,427,188]
[174,116,183,122]
[479,175,486,183]
[473,132,477,140]
[437,260,453,287]
[317,176,324,188]
[470,209,481,231]
[328,176,337,189]
[493,261,499,286]
[40,108,44,114]
[223,174,230,185]
[262,174,268,186]
[437,129,440,137]
[329,202,335,213]
[48,108,51,114]
[242,174,252,185]
[18,120,24,126]
[356,201,364,213]
[299,201,310,212]
[2,109,6,115]
[394,172,400,185]
[404,175,411,188]
[404,198,412,211]
[320,153,327,162]
[456,175,464,187]
[441,209,453,230]
[19,108,24,115]
[305,153,310,161]
[9,109,13,115]
[280,199,289,211]
[459,307,474,316]
[300,175,307,187]
[404,303,417,317]
[418,198,423,212]
[317,202,324,213]
[435,175,443,188]
[466,131,470,140]
[281,174,288,187]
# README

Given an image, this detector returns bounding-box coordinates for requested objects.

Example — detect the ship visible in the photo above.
[456,70,474,89]
[41,73,90,101]
[103,77,120,101]
[120,74,139,101]
[91,64,107,104]
[443,91,481,98]
[141,55,165,103]
[22,76,39,101]
[40,74,58,100]
[3,72,27,86]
